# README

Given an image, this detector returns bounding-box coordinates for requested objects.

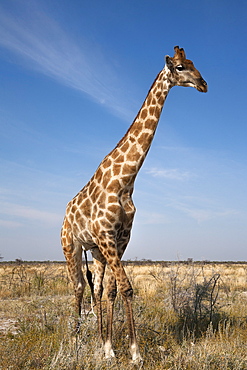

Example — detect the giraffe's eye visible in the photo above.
[176,65,185,71]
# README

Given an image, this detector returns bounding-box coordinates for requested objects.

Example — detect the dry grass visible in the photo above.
[0,261,247,369]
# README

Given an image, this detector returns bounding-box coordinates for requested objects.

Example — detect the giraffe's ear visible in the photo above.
[165,55,174,72]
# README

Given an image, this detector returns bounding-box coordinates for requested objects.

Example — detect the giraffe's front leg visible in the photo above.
[123,294,142,363]
[97,241,142,362]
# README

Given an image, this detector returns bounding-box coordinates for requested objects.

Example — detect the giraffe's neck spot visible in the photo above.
[112,164,122,177]
[120,141,130,153]
[106,179,121,193]
[140,109,148,120]
[114,154,125,163]
[102,158,112,169]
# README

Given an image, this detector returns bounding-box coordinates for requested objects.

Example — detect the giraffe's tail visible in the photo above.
[84,250,94,298]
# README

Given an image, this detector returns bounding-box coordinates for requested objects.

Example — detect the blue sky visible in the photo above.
[0,0,247,261]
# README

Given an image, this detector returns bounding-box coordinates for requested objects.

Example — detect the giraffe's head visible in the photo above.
[165,46,207,93]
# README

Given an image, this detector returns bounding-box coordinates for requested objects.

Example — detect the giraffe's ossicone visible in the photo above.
[61,46,207,362]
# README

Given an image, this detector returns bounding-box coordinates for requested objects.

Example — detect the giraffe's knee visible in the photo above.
[107,285,117,301]
[121,285,133,300]
[107,276,117,301]
[75,282,85,310]
[78,280,86,292]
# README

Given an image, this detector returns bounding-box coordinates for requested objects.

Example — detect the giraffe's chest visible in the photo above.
[67,186,136,249]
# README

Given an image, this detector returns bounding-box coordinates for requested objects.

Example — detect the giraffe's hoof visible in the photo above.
[130,355,143,368]
[104,342,116,360]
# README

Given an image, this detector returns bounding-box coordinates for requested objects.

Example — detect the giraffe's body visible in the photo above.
[61,46,207,361]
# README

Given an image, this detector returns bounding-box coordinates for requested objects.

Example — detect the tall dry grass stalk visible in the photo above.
[0,261,247,369]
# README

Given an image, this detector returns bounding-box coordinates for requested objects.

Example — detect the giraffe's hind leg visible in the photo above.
[104,272,117,359]
[61,221,86,330]
[91,248,106,345]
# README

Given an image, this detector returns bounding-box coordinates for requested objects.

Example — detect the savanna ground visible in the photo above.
[0,260,247,369]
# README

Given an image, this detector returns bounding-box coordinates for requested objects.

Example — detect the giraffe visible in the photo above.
[61,46,207,362]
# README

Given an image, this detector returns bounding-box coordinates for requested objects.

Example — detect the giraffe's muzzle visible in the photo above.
[196,78,208,93]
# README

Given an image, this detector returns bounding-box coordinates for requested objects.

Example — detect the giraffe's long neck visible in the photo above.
[93,67,172,192]
[119,67,171,165]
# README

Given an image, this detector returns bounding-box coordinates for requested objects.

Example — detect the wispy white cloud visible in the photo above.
[0,1,134,120]
[136,210,170,225]
[0,201,61,227]
[146,167,194,181]
[170,198,238,224]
